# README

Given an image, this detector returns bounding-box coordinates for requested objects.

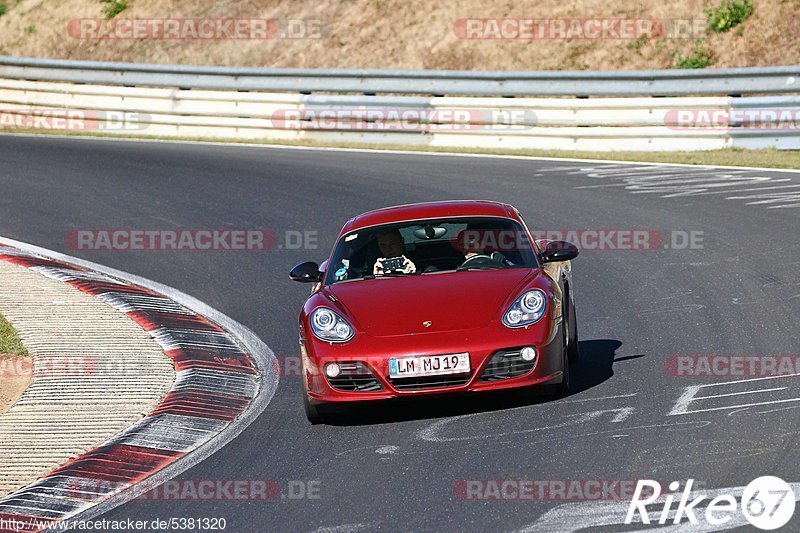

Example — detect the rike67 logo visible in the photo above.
[626,477,796,530]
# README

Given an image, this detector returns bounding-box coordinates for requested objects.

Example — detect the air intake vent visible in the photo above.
[388,374,471,390]
[327,361,383,392]
[480,348,536,381]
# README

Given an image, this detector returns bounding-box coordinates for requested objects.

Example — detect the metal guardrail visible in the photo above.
[0,56,798,96]
[0,56,797,151]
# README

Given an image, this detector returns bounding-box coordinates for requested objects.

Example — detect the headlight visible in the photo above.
[503,289,547,328]
[310,307,354,342]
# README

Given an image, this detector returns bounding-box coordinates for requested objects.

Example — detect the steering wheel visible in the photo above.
[458,254,496,269]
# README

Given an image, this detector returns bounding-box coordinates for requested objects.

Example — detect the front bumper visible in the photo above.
[302,319,564,404]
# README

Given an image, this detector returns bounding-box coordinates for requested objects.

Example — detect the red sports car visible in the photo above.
[290,200,579,423]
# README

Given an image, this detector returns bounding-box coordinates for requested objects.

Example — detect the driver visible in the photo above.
[373,229,416,275]
[462,230,486,260]
[458,227,510,266]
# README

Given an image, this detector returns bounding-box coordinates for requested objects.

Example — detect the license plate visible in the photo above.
[388,353,470,378]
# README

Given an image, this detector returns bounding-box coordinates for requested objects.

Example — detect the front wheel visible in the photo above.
[565,286,580,364]
[302,382,329,425]
[556,328,571,396]
[303,393,325,424]
[549,318,571,397]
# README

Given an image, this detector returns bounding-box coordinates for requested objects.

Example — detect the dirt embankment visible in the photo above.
[0,362,30,414]
[0,0,796,70]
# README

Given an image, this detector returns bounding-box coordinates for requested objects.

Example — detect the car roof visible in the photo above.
[340,200,519,235]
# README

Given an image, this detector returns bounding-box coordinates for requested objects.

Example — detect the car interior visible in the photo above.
[327,218,533,282]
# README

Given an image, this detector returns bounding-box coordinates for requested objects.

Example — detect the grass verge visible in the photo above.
[0,313,27,358]
[1,312,30,414]
[2,130,800,170]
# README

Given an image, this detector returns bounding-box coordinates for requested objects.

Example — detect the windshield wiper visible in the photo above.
[352,272,412,281]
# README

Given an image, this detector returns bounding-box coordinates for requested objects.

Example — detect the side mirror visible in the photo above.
[289,261,322,283]
[540,241,579,263]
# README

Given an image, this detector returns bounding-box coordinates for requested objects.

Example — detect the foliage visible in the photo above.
[99,0,129,19]
[707,0,754,33]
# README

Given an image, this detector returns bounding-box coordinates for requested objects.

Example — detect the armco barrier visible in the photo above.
[0,56,797,96]
[0,56,798,151]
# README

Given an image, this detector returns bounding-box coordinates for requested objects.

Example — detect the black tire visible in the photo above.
[524,320,572,399]
[303,393,325,425]
[555,320,572,396]
[556,355,571,395]
[565,285,580,364]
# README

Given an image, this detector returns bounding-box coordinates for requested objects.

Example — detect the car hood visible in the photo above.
[327,268,533,337]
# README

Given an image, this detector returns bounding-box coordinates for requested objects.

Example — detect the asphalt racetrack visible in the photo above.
[2,135,799,532]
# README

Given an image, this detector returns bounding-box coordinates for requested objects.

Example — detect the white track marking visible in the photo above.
[310,522,379,533]
[755,404,800,415]
[669,374,800,416]
[375,445,399,455]
[695,387,787,400]
[562,393,638,403]
[418,407,634,442]
[672,398,800,416]
[537,162,800,208]
[700,372,800,386]
[697,183,799,195]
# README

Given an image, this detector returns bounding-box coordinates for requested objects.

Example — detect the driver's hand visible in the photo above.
[401,256,416,274]
[373,257,386,276]
[373,256,416,275]
[490,251,508,264]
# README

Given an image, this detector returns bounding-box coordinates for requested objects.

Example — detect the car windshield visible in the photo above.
[324,216,536,284]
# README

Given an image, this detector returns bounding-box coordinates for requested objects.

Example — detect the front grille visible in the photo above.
[389,373,471,390]
[480,348,536,381]
[327,361,383,392]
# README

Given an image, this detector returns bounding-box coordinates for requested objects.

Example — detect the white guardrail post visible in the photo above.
[0,56,797,151]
